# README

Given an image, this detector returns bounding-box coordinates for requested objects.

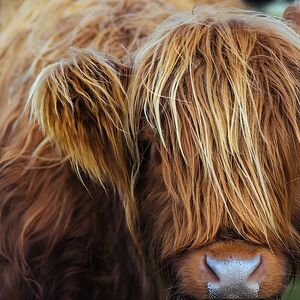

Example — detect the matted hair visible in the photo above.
[1,0,300,298]
[128,7,300,260]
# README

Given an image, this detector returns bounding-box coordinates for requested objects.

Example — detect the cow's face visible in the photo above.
[29,5,300,300]
[130,9,300,299]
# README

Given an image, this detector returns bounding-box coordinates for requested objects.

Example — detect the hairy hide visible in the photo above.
[0,0,300,299]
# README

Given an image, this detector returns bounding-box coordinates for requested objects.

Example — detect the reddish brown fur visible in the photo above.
[0,1,172,298]
[0,0,300,299]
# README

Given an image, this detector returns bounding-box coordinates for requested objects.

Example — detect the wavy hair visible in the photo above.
[1,0,300,299]
[129,7,300,260]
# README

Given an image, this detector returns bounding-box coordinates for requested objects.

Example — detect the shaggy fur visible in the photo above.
[0,0,300,299]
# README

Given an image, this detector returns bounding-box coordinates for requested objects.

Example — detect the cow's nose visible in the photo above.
[205,255,264,299]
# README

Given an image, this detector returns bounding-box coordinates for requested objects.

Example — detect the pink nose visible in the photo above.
[204,255,264,299]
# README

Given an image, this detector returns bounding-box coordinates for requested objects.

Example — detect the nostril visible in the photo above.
[248,256,266,283]
[202,255,220,282]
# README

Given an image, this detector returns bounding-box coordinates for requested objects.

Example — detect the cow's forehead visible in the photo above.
[133,7,300,68]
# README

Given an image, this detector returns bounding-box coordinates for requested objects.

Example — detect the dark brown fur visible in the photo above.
[1,0,300,299]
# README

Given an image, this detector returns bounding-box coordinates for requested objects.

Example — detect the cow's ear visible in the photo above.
[283,3,300,33]
[28,49,131,187]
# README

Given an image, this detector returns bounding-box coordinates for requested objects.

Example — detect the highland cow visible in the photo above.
[0,0,300,299]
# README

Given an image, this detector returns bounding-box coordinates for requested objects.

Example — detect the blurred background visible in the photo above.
[245,0,294,15]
